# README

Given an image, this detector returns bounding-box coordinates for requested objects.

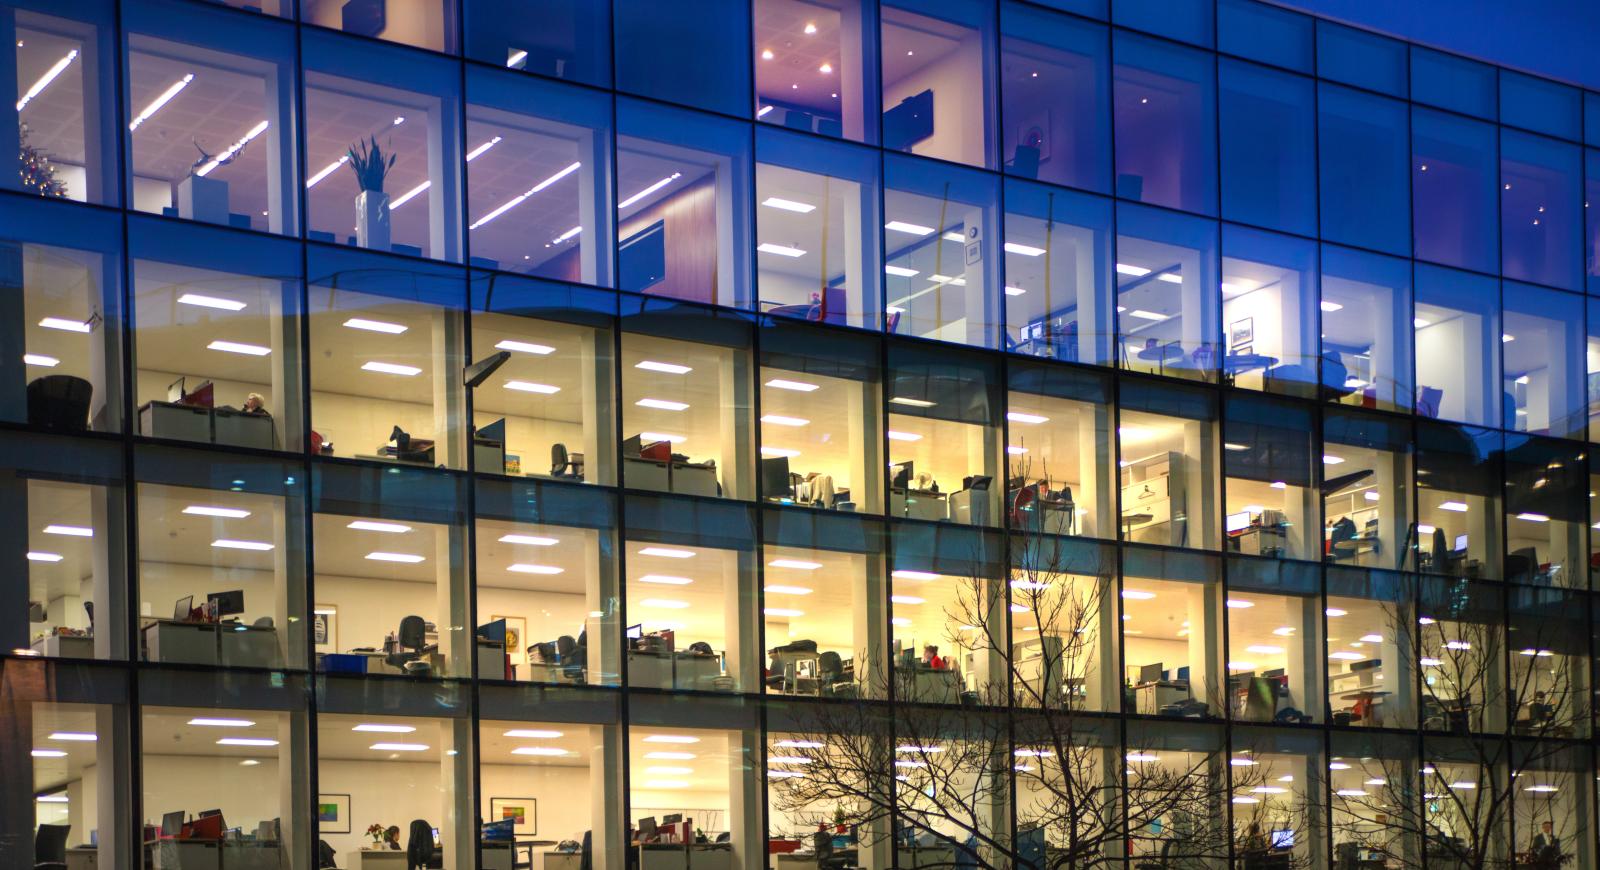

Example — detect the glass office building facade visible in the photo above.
[6,0,1600,867]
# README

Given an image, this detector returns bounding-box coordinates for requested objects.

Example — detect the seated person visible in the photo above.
[384,826,402,850]
[921,645,945,670]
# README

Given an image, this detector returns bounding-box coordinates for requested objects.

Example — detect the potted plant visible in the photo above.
[365,823,385,847]
[347,135,396,251]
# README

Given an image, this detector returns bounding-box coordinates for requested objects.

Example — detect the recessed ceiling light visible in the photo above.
[15,49,79,113]
[178,293,247,311]
[761,49,774,60]
[757,243,807,258]
[761,414,809,427]
[504,380,561,394]
[889,396,935,407]
[366,552,425,563]
[1226,599,1254,609]
[891,570,939,581]
[636,398,688,411]
[48,732,96,742]
[36,794,68,803]
[495,339,555,355]
[884,220,934,236]
[639,547,695,559]
[343,317,408,334]
[369,743,428,751]
[217,737,279,747]
[348,520,411,533]
[1115,263,1151,277]
[885,265,920,278]
[471,161,583,229]
[27,551,63,562]
[185,505,251,519]
[1006,412,1049,424]
[504,729,564,738]
[43,524,92,537]
[212,539,274,551]
[498,534,558,546]
[1438,501,1469,512]
[1004,286,1027,296]
[635,360,692,374]
[189,717,256,727]
[23,354,59,367]
[1125,310,1167,321]
[762,197,815,214]
[31,749,67,757]
[208,340,272,356]
[1003,242,1046,257]
[352,723,416,733]
[637,574,693,585]
[362,361,421,376]
[128,73,193,130]
[886,431,921,442]
[643,734,701,744]
[765,378,819,392]
[1320,300,1343,312]
[804,22,817,34]
[618,173,682,210]
[40,317,93,332]
[465,136,503,162]
[768,559,821,570]
[507,563,563,575]
[890,595,925,605]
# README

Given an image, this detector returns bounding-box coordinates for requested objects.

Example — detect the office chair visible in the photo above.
[579,831,593,870]
[551,443,583,479]
[317,839,339,869]
[818,651,845,693]
[1416,386,1443,418]
[406,820,439,870]
[34,823,69,870]
[386,616,430,675]
[813,832,851,870]
[27,376,92,431]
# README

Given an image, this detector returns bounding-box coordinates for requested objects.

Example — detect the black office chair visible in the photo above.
[818,650,844,692]
[813,832,851,870]
[551,443,583,480]
[406,819,439,870]
[34,823,69,870]
[579,831,593,870]
[317,839,340,869]
[386,615,430,675]
[27,376,91,431]
[556,635,578,661]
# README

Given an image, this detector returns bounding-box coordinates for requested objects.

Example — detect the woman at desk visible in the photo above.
[922,645,945,670]
[383,826,402,850]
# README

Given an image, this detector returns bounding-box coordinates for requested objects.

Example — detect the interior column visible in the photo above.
[725,549,761,691]
[427,98,462,263]
[276,710,310,866]
[727,729,764,870]
[90,486,126,661]
[267,280,304,452]
[440,719,474,870]
[585,535,619,685]
[432,308,465,469]
[1187,582,1220,714]
[1283,595,1321,717]
[852,552,888,699]
[272,490,307,669]
[1077,404,1111,537]
[588,722,625,870]
[436,523,470,678]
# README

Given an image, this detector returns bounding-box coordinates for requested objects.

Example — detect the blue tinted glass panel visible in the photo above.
[1415,264,1500,427]
[1409,46,1495,120]
[1217,0,1312,74]
[1587,93,1600,146]
[1025,0,1107,18]
[1318,84,1409,257]
[1113,33,1216,216]
[1585,149,1600,294]
[1501,131,1582,291]
[465,0,611,86]
[1412,108,1498,274]
[1112,0,1213,48]
[1501,70,1582,141]
[1316,21,1406,97]
[1219,60,1314,237]
[1000,3,1109,193]
[1503,282,1585,440]
[613,0,751,116]
[881,0,997,169]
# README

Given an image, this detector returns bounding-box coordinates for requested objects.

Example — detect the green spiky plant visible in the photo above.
[346,135,396,194]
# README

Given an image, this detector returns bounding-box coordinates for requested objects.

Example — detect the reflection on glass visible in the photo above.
[301,0,457,52]
[1219,227,1317,397]
[1113,33,1216,215]
[1412,108,1499,274]
[1007,365,1113,539]
[1326,579,1417,729]
[999,4,1109,192]
[762,542,872,697]
[475,517,612,685]
[1502,283,1584,439]
[1501,130,1582,292]
[1418,579,1505,734]
[11,9,113,204]
[26,699,125,867]
[886,347,1001,526]
[1415,423,1501,581]
[479,719,612,857]
[759,362,880,513]
[1223,397,1314,561]
[1414,265,1500,427]
[1118,383,1219,551]
[1502,436,1584,588]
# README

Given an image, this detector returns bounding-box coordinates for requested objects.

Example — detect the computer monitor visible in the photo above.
[198,809,222,818]
[761,456,794,500]
[638,817,658,839]
[161,811,185,837]
[1225,511,1251,533]
[167,377,187,403]
[432,827,440,844]
[1453,533,1469,551]
[1270,829,1294,849]
[626,624,644,640]
[207,590,245,617]
[661,813,683,825]
[477,417,506,445]
[478,619,507,644]
[174,595,194,620]
[1138,662,1163,684]
[892,461,913,490]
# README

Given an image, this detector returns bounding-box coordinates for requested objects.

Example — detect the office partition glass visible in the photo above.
[1321,245,1413,413]
[1007,361,1114,539]
[1115,204,1220,383]
[887,522,1001,704]
[883,154,1001,348]
[998,3,1109,193]
[1219,226,1318,397]
[616,99,752,309]
[130,220,303,453]
[1008,537,1116,711]
[1323,409,1413,573]
[0,200,123,432]
[1119,378,1220,550]
[1218,60,1315,237]
[474,477,618,686]
[754,0,875,143]
[1123,719,1228,865]
[614,0,748,117]
[303,32,463,261]
[1501,131,1582,292]
[755,127,881,330]
[10,689,130,870]
[5,0,119,205]
[1415,422,1502,581]
[1011,715,1119,859]
[1228,727,1323,867]
[465,68,614,286]
[1419,578,1506,735]
[879,0,995,169]
[1502,436,1585,587]
[1222,396,1314,561]
[1317,83,1410,258]
[1121,547,1223,717]
[1503,284,1585,438]
[1003,179,1113,365]
[1112,32,1216,216]
[1414,264,1501,428]
[123,1,297,235]
[134,445,306,671]
[1508,587,1588,739]
[301,0,456,52]
[1412,108,1499,275]
[885,342,1003,527]
[758,319,881,513]
[469,278,616,486]
[1326,568,1418,729]
[311,462,470,679]
[1327,730,1423,864]
[307,249,466,469]
[465,0,610,86]
[5,429,125,661]
[762,508,886,698]
[620,308,754,502]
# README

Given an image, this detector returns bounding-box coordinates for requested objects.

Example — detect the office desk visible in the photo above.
[1134,681,1189,715]
[544,851,584,870]
[32,633,94,659]
[139,401,274,450]
[149,840,284,870]
[891,489,946,521]
[346,850,408,869]
[947,489,991,526]
[481,841,515,870]
[635,845,733,870]
[623,457,721,497]
[66,846,98,870]
[628,650,725,691]
[141,620,281,669]
[897,668,960,704]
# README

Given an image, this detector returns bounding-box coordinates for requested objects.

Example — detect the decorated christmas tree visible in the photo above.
[19,123,67,198]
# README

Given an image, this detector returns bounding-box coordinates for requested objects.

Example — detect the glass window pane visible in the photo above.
[1116,203,1220,383]
[1501,130,1583,291]
[478,717,620,857]
[1219,61,1314,236]
[1227,728,1323,863]
[1504,436,1585,589]
[614,0,750,117]
[6,0,119,204]
[881,0,996,169]
[1321,244,1413,414]
[1413,108,1499,274]
[465,0,610,87]
[1122,548,1223,715]
[1223,395,1315,561]
[887,342,1003,527]
[1512,745,1594,866]
[755,126,881,330]
[1419,578,1506,733]
[884,154,1001,348]
[1504,282,1585,439]
[1327,572,1418,729]
[11,690,131,869]
[1329,730,1422,854]
[1119,379,1220,551]
[1323,410,1413,574]
[1008,362,1114,538]
[1415,422,1503,582]
[466,68,614,286]
[1409,46,1496,120]
[1315,20,1405,97]
[302,0,457,52]
[1003,178,1113,365]
[762,509,886,697]
[1588,149,1600,295]
[1112,0,1213,46]
[616,99,752,309]
[887,522,1001,699]
[999,2,1109,193]
[1113,32,1216,216]
[1217,0,1312,74]
[626,713,761,847]
[754,0,875,142]
[1501,69,1583,141]
[1010,539,1118,710]
[1317,84,1410,257]
[1415,264,1501,428]
[1220,225,1318,397]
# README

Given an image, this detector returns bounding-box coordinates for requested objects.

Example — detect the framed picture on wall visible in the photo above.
[318,794,351,833]
[1229,317,1254,349]
[491,615,526,662]
[489,797,537,836]
[313,605,338,653]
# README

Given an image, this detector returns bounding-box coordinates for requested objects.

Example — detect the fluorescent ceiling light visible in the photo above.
[212,539,274,551]
[1226,599,1254,609]
[618,172,682,210]
[765,378,818,392]
[506,49,528,68]
[1004,286,1027,296]
[890,595,924,605]
[306,156,349,189]
[884,220,934,236]
[889,396,934,407]
[188,718,255,727]
[495,339,555,355]
[1322,454,1346,465]
[128,73,193,130]
[1125,310,1167,321]
[641,598,690,609]
[757,243,807,257]
[552,227,584,247]
[36,795,68,803]
[208,340,271,356]
[1502,334,1514,343]
[366,552,425,563]
[1120,589,1156,600]
[942,232,965,242]
[507,563,563,575]
[645,751,695,760]
[636,398,688,411]
[369,743,429,751]
[43,524,92,537]
[761,414,809,427]
[343,317,407,334]
[1320,300,1344,312]
[352,723,416,733]
[884,265,919,277]
[1438,501,1468,512]
[471,161,583,229]
[27,552,63,562]
[362,361,421,376]
[764,585,813,595]
[16,49,79,112]
[639,547,695,559]
[757,105,774,117]
[760,447,801,458]
[39,317,90,333]
[768,559,821,570]
[1007,446,1027,455]
[465,136,503,162]
[217,737,279,747]
[1156,273,1183,284]
[1003,242,1046,257]
[185,505,250,519]
[1359,634,1383,643]
[765,608,804,617]
[348,520,410,533]
[1006,412,1049,424]
[179,293,247,311]
[886,431,921,442]
[1328,651,1364,661]
[762,197,815,213]
[635,360,692,374]
[1515,512,1549,522]
[195,119,270,177]
[512,746,569,756]
[1115,263,1150,277]
[637,574,692,585]
[499,534,557,546]
[504,380,560,394]
[643,735,701,744]
[1413,317,1430,328]
[49,732,96,742]
[775,740,824,749]
[504,729,563,738]
[23,354,59,367]
[891,569,938,581]
[31,749,67,758]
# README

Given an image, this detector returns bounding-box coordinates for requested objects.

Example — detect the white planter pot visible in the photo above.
[355,189,391,252]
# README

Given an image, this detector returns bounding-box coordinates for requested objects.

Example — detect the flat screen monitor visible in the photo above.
[761,456,793,499]
[1138,662,1163,684]
[174,595,194,620]
[477,417,506,445]
[892,461,913,490]
[638,817,658,838]
[167,377,187,403]
[1270,829,1294,849]
[162,811,185,837]
[1453,534,1468,551]
[661,813,683,824]
[432,827,440,844]
[883,89,934,151]
[1225,511,1251,533]
[478,619,507,644]
[627,624,644,640]
[207,589,244,617]
[619,221,666,292]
